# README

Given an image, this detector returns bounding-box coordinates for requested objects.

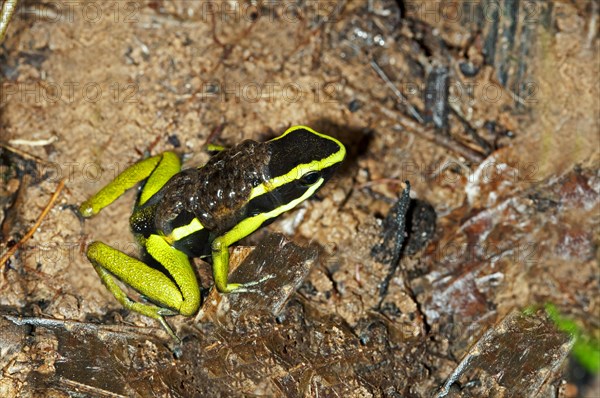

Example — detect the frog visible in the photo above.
[79,125,346,340]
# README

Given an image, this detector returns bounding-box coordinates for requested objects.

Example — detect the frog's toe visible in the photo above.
[157,308,178,316]
[243,274,276,287]
[238,274,277,292]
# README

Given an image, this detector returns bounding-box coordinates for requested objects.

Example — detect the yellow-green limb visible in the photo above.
[545,303,600,373]
[210,237,240,293]
[86,238,200,340]
[79,152,180,217]
[210,178,323,293]
[139,152,180,205]
[144,235,200,316]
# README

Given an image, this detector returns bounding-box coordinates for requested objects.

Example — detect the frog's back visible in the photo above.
[131,140,271,243]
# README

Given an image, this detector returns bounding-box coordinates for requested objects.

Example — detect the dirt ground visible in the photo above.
[0,1,598,397]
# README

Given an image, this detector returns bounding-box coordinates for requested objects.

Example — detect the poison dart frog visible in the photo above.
[79,126,346,339]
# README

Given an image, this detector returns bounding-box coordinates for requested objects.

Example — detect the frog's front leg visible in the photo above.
[86,234,200,340]
[211,223,276,293]
[209,183,326,293]
[211,237,242,293]
[79,152,181,217]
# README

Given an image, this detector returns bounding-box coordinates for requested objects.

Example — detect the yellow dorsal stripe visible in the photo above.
[270,125,345,149]
[249,126,345,200]
[221,178,324,247]
[167,126,343,244]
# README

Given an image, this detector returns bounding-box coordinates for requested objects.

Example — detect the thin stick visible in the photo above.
[9,136,58,147]
[203,122,226,147]
[0,142,53,165]
[3,314,164,339]
[0,179,66,267]
[0,0,19,44]
[370,59,425,124]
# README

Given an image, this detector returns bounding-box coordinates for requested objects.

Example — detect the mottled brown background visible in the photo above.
[0,1,598,397]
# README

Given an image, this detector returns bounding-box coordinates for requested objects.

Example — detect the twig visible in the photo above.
[370,58,425,124]
[0,0,18,44]
[3,314,164,339]
[0,141,53,165]
[203,122,226,147]
[9,136,58,147]
[378,105,486,163]
[58,377,128,398]
[0,179,66,267]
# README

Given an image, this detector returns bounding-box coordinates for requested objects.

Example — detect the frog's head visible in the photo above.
[268,125,346,185]
[245,126,346,220]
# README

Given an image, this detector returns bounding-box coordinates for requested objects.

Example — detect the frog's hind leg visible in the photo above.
[79,152,181,217]
[86,240,192,340]
[142,234,201,317]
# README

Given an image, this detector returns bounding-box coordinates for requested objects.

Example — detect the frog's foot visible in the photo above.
[137,303,180,340]
[224,274,276,294]
[150,316,176,342]
[156,308,179,316]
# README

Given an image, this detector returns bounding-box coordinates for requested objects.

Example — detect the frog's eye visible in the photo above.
[299,171,320,186]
